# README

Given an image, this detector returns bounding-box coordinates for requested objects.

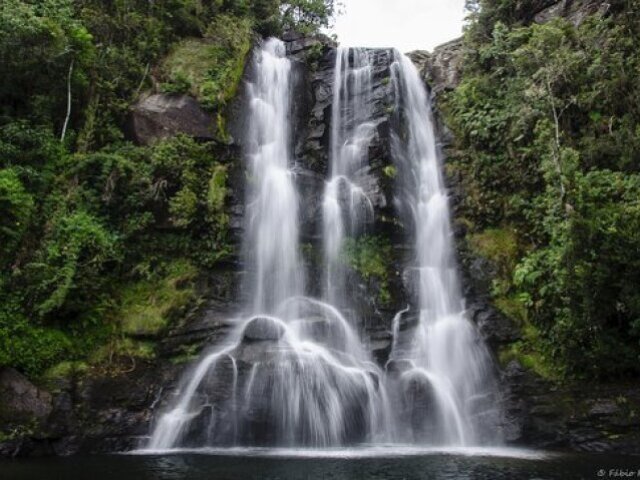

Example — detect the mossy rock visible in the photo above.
[119,260,198,337]
[160,15,253,112]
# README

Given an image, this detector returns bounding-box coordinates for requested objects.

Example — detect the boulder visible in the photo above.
[130,94,217,145]
[0,368,52,426]
[242,317,286,343]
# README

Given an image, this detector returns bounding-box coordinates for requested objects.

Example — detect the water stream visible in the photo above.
[145,39,500,452]
[387,52,501,446]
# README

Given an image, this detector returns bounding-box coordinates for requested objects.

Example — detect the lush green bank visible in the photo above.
[0,0,335,378]
[441,0,640,379]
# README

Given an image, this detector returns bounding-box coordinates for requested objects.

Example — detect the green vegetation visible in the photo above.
[118,259,198,337]
[444,0,640,378]
[343,236,393,305]
[0,0,336,379]
[160,14,253,114]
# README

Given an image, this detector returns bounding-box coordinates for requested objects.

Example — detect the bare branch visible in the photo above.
[60,59,74,142]
[544,73,566,203]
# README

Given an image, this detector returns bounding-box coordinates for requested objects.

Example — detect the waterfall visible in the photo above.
[243,38,303,316]
[144,39,501,452]
[387,52,502,446]
[323,47,376,310]
[146,39,390,451]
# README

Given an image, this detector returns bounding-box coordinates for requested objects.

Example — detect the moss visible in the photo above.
[169,344,201,365]
[207,165,228,213]
[383,165,397,178]
[499,321,561,381]
[0,421,36,443]
[40,360,89,392]
[161,14,252,116]
[494,293,528,325]
[343,236,393,306]
[469,227,519,272]
[42,360,88,381]
[89,338,156,365]
[468,226,520,298]
[118,259,198,337]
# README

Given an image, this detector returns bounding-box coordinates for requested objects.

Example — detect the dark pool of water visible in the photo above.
[1,448,638,479]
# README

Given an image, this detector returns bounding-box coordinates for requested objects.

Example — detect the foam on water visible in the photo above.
[134,446,547,460]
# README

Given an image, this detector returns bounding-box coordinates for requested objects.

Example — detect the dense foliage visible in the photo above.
[0,0,336,377]
[444,0,640,378]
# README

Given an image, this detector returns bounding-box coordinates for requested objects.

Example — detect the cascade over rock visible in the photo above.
[6,30,640,459]
[144,36,501,451]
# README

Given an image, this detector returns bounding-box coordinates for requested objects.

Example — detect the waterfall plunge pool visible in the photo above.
[2,449,638,479]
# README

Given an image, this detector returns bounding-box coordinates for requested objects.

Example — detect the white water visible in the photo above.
[244,38,303,315]
[147,40,390,450]
[323,47,376,309]
[136,445,546,460]
[387,52,501,446]
[145,41,501,453]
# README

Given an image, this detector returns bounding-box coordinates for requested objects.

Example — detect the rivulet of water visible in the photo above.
[323,47,376,310]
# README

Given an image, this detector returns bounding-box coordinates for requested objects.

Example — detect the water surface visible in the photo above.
[2,448,638,479]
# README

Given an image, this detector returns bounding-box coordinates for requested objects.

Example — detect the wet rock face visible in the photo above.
[130,94,218,145]
[398,372,438,440]
[499,361,640,454]
[242,317,286,342]
[385,359,414,378]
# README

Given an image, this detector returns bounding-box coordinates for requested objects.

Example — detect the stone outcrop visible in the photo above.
[130,93,218,145]
[0,368,52,433]
[408,38,464,94]
[500,362,640,454]
[534,0,611,25]
[407,0,612,97]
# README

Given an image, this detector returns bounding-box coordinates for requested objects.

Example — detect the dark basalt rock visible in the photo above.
[397,370,440,440]
[130,94,217,145]
[497,360,640,453]
[242,317,286,343]
[0,368,52,424]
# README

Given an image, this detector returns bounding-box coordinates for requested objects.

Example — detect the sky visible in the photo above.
[330,0,467,52]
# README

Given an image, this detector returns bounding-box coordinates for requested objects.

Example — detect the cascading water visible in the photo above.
[145,38,501,453]
[323,47,376,310]
[387,52,502,446]
[243,37,303,315]
[146,39,390,450]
